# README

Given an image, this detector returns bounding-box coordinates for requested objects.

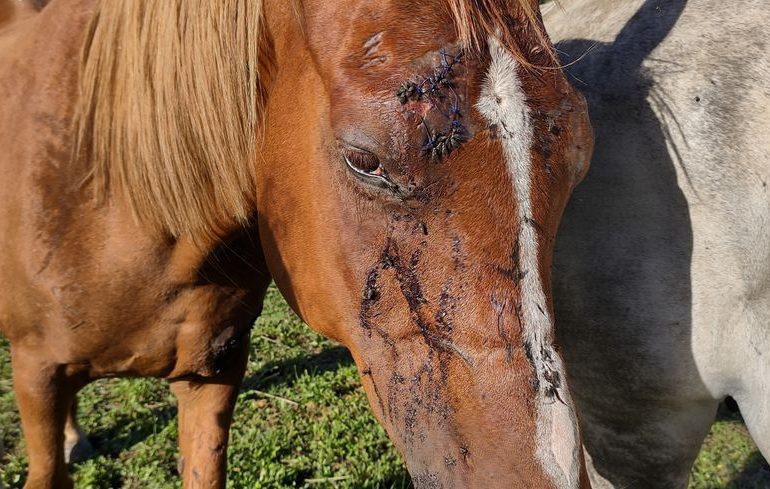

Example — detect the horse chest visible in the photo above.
[44,281,264,380]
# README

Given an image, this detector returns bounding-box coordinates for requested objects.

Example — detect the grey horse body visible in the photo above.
[545,0,770,487]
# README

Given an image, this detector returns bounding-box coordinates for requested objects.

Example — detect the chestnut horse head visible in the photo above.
[256,1,593,486]
[2,0,591,486]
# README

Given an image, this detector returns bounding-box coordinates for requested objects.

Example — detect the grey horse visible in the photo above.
[545,0,769,487]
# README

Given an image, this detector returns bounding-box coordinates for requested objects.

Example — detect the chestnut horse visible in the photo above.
[0,0,593,487]
[547,0,770,487]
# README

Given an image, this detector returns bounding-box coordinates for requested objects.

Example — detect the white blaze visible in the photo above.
[476,38,581,489]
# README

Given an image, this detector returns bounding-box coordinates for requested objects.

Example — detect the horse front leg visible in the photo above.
[170,345,248,489]
[11,345,82,489]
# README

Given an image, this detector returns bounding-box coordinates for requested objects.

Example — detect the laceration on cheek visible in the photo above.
[356,216,476,454]
[395,50,468,161]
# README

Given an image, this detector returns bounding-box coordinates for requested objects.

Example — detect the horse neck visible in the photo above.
[3,0,96,50]
[0,0,35,27]
[0,0,266,288]
[0,0,97,137]
[0,0,95,198]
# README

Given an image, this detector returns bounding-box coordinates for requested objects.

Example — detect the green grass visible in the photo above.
[1,286,768,488]
[690,406,770,489]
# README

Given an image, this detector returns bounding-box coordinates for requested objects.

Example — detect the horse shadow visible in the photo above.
[81,399,177,458]
[241,344,353,392]
[729,451,770,488]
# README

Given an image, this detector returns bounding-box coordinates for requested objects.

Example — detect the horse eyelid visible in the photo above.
[343,154,401,194]
[344,154,387,181]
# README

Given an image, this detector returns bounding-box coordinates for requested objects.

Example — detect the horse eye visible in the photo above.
[341,146,404,196]
[343,148,382,176]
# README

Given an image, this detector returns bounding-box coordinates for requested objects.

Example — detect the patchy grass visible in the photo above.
[0,286,767,488]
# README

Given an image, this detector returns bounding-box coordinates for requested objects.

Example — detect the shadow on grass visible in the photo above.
[242,345,354,392]
[375,469,412,489]
[727,451,770,489]
[84,403,178,458]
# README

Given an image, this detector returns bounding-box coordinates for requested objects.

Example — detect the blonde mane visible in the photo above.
[74,0,272,240]
[73,0,551,240]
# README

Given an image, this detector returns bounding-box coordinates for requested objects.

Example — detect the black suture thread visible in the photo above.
[395,50,468,161]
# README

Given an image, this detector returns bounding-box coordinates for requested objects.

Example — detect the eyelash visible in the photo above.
[341,148,403,196]
[343,150,382,175]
